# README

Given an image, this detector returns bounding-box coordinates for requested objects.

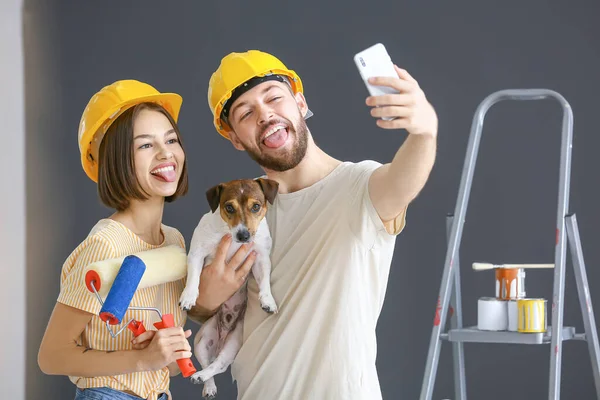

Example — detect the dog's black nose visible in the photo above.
[236,230,250,243]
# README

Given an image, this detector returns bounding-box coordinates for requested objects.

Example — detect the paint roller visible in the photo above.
[85,247,197,378]
[472,262,555,271]
[84,245,187,298]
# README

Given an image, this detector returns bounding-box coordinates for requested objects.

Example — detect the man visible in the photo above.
[197,49,437,399]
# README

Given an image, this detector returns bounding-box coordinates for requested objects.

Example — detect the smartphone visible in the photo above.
[353,43,399,120]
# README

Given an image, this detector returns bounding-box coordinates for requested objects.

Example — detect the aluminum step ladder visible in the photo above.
[419,89,600,400]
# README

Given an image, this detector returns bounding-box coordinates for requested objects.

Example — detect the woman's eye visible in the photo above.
[138,143,151,149]
[167,138,178,144]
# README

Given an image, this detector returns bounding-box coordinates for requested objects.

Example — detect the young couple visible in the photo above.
[38,49,438,400]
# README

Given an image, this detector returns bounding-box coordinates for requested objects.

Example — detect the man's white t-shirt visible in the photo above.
[231,160,407,400]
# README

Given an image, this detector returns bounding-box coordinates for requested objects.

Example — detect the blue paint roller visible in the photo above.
[99,255,146,325]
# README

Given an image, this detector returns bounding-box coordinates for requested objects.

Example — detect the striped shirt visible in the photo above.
[56,218,187,400]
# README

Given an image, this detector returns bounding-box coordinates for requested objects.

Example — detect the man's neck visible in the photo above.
[110,197,165,245]
[264,135,341,194]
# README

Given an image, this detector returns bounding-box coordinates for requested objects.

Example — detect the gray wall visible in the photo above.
[25,1,600,399]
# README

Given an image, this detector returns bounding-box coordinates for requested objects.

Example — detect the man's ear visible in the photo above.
[295,91,309,118]
[206,184,223,213]
[256,178,279,204]
[227,129,245,151]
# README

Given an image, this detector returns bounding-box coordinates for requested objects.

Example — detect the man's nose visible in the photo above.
[257,107,274,125]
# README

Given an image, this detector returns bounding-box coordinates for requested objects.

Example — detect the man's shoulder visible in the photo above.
[344,159,383,173]
[331,160,383,184]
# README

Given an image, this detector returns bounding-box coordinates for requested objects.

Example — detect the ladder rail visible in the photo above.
[420,89,574,400]
[446,215,467,400]
[565,214,600,397]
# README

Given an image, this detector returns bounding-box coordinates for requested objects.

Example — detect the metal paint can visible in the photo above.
[477,297,508,331]
[495,268,526,300]
[508,299,519,331]
[517,298,547,333]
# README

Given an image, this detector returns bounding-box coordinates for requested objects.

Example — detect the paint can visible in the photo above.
[477,297,508,331]
[507,299,519,331]
[517,298,547,333]
[495,267,526,300]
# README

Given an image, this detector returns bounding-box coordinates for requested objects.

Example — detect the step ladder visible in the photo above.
[419,89,600,400]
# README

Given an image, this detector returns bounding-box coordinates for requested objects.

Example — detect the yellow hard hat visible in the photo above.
[78,79,182,182]
[208,50,310,139]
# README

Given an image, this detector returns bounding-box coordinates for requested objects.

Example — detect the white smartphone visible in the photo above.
[353,43,399,120]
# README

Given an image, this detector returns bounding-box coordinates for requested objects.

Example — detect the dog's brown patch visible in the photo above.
[206,178,279,237]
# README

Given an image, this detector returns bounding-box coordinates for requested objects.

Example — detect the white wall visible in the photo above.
[0,0,25,398]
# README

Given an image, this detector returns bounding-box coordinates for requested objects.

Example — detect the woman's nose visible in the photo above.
[157,146,173,159]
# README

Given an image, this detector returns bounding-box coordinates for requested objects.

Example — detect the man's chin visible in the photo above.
[250,152,304,172]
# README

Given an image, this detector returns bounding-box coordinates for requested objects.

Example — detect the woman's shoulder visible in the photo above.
[61,219,120,272]
[86,218,132,246]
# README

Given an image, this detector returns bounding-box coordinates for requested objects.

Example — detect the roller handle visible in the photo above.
[128,320,147,337]
[153,314,197,378]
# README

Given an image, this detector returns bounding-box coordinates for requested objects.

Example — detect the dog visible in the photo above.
[179,178,279,398]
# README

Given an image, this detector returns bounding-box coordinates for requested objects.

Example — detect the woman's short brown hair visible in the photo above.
[97,102,189,211]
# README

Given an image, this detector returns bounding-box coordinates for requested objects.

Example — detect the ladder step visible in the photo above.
[442,326,576,345]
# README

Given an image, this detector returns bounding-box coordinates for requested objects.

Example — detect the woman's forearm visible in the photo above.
[39,342,147,377]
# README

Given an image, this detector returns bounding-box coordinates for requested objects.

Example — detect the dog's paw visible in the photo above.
[202,380,217,399]
[190,370,205,385]
[191,369,214,385]
[260,293,278,314]
[179,287,199,311]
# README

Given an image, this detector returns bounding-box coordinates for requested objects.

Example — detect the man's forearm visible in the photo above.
[370,133,436,221]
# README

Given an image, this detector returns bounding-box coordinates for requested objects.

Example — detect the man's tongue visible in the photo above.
[263,128,288,149]
[152,169,177,182]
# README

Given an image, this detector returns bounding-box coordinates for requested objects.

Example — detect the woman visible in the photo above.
[38,80,255,400]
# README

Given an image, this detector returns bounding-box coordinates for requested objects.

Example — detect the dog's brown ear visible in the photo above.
[206,184,223,213]
[256,178,279,204]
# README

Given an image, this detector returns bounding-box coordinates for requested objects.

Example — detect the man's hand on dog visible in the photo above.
[365,65,438,137]
[193,234,256,315]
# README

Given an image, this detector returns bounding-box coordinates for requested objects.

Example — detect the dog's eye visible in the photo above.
[251,204,261,213]
[225,205,235,213]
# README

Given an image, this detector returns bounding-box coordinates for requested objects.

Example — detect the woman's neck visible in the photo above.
[110,197,165,246]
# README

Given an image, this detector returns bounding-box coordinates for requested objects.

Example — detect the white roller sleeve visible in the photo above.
[472,262,554,271]
[83,245,188,298]
[477,297,508,331]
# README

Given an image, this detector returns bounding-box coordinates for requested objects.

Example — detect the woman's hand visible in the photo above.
[137,327,192,371]
[188,234,256,322]
[131,330,156,350]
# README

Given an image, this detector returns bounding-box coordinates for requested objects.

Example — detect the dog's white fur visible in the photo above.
[179,200,276,398]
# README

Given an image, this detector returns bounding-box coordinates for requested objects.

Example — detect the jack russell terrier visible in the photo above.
[179,178,279,398]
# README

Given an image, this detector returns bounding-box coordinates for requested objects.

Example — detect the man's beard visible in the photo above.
[242,115,309,172]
